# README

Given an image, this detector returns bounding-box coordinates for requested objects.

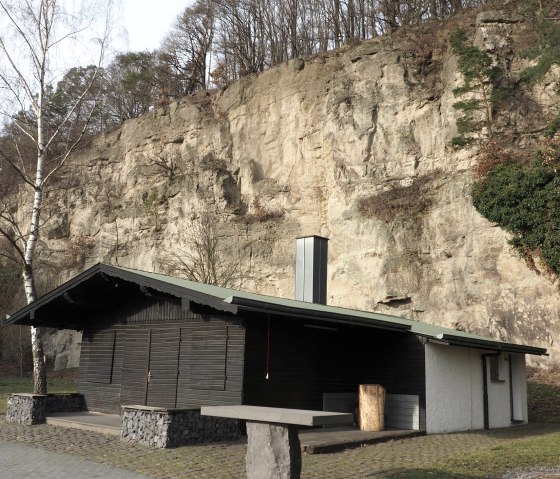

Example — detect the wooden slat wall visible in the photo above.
[80,330,116,384]
[77,299,245,414]
[184,327,227,390]
[120,328,150,406]
[243,318,427,430]
[146,328,181,408]
[79,326,125,413]
[176,317,245,408]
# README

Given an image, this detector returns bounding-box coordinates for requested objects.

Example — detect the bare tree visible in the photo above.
[161,0,216,95]
[0,0,113,393]
[163,210,249,288]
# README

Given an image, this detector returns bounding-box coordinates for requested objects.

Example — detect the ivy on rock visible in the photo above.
[472,138,560,276]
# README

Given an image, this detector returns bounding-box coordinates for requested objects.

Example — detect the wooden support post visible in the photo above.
[359,384,385,432]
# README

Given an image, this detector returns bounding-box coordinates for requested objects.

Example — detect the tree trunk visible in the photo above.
[359,384,385,431]
[23,83,48,394]
[23,264,47,394]
[31,326,47,393]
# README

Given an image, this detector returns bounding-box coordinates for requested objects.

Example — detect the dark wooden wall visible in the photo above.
[77,292,426,429]
[242,317,426,429]
[78,297,245,413]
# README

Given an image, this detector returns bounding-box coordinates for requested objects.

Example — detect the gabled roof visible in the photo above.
[5,263,547,356]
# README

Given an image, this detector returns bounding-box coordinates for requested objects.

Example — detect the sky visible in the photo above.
[119,0,189,52]
[0,0,189,117]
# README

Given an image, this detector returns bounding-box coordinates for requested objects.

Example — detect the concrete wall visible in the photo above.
[511,354,528,423]
[486,353,511,429]
[425,343,527,433]
[425,343,484,433]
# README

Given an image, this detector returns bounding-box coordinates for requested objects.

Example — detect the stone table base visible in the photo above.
[201,405,352,479]
[246,422,301,479]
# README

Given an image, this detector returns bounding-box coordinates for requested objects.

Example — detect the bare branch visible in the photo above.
[43,94,98,183]
[0,249,21,264]
[0,224,25,263]
[0,149,35,187]
[43,66,102,152]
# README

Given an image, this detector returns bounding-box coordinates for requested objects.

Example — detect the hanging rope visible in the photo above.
[266,316,271,380]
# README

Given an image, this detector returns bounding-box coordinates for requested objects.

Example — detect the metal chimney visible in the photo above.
[295,236,328,304]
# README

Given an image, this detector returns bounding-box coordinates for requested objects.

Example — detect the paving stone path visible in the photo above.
[501,469,560,479]
[1,417,559,478]
[0,439,151,479]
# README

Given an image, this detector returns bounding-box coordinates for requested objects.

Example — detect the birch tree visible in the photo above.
[0,0,113,393]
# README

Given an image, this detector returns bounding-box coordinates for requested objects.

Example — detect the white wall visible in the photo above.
[487,353,511,429]
[425,343,527,434]
[425,343,484,433]
[511,354,528,423]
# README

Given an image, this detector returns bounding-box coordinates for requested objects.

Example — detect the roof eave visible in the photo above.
[5,264,238,327]
[4,263,107,326]
[423,333,548,356]
[224,295,412,332]
[98,264,237,314]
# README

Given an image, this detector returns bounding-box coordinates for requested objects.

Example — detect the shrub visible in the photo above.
[357,173,439,222]
[472,157,560,276]
[449,28,510,147]
[520,20,560,87]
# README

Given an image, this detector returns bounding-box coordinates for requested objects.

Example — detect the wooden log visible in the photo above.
[359,384,385,431]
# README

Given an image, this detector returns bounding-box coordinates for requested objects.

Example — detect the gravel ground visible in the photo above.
[501,468,560,479]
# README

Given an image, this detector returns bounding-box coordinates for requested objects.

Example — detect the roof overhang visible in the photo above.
[421,333,548,356]
[5,263,237,328]
[224,296,412,332]
[4,263,549,357]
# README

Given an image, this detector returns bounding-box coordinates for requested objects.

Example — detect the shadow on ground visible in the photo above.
[379,469,486,479]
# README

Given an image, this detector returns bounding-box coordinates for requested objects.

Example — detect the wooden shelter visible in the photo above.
[5,263,547,433]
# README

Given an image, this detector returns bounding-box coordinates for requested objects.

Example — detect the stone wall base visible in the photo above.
[6,393,85,425]
[121,406,241,448]
[6,394,47,425]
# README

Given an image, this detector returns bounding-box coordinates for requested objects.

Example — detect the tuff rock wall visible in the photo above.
[29,9,559,364]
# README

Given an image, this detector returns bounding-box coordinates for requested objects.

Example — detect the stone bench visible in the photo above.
[201,405,353,479]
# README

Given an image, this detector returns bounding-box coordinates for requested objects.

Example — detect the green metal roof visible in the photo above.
[5,263,547,356]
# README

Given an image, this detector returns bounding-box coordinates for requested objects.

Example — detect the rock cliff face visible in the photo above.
[31,9,559,365]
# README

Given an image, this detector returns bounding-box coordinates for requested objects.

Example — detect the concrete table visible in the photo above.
[201,405,353,479]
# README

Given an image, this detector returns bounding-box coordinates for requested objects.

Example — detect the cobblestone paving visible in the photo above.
[1,417,559,479]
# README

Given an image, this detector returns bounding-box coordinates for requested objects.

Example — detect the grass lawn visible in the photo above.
[386,378,560,479]
[0,369,77,415]
[527,382,560,423]
[386,430,560,478]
